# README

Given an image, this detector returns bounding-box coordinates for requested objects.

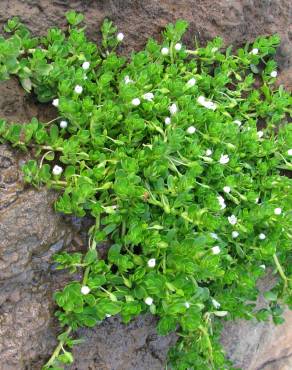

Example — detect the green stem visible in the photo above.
[43,326,72,368]
[273,253,288,290]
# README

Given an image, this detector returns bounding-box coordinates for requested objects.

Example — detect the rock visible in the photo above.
[69,315,177,370]
[0,1,291,370]
[221,275,292,369]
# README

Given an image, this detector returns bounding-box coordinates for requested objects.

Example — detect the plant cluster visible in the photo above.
[0,11,292,370]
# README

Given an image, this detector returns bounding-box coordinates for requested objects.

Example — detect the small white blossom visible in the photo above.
[197,95,217,110]
[274,207,282,215]
[143,92,154,101]
[255,197,259,204]
[270,70,277,78]
[147,258,156,268]
[205,149,213,156]
[161,47,169,55]
[81,285,90,295]
[187,126,196,134]
[132,98,141,106]
[232,231,239,239]
[212,298,221,309]
[184,302,190,309]
[217,196,226,210]
[211,246,221,255]
[82,61,90,70]
[228,215,237,225]
[234,120,242,127]
[251,48,259,55]
[186,78,196,87]
[52,165,63,176]
[169,103,178,115]
[174,43,182,51]
[257,130,264,138]
[74,85,83,94]
[60,120,68,129]
[259,233,266,240]
[210,233,219,240]
[145,297,153,306]
[52,98,59,107]
[287,149,292,156]
[105,314,112,318]
[259,264,266,270]
[117,32,124,42]
[219,154,230,165]
[164,117,171,125]
[124,75,133,84]
[223,186,231,193]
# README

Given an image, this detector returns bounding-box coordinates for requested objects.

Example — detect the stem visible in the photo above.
[43,326,72,368]
[198,326,214,369]
[273,253,288,290]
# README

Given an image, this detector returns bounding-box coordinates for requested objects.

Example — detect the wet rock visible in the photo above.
[0,1,291,370]
[69,315,177,370]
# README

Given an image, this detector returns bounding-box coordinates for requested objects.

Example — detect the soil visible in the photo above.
[0,1,291,369]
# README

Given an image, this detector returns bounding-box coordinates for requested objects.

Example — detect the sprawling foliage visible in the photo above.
[1,11,292,369]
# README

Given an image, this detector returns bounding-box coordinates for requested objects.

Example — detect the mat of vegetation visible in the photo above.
[0,11,291,370]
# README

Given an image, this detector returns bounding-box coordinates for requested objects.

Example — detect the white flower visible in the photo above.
[287,149,292,156]
[131,98,141,106]
[255,197,259,204]
[143,92,154,101]
[259,233,266,240]
[259,264,266,270]
[257,130,264,138]
[251,48,259,55]
[186,78,196,87]
[211,246,221,255]
[82,61,90,70]
[165,117,171,125]
[212,298,221,309]
[187,126,196,134]
[52,165,63,176]
[274,207,282,215]
[270,70,277,78]
[217,196,226,210]
[145,297,153,306]
[174,43,182,51]
[52,98,59,107]
[228,215,237,225]
[105,314,112,318]
[74,85,83,94]
[205,149,213,156]
[147,258,156,268]
[210,233,219,240]
[184,302,190,309]
[232,231,239,239]
[169,103,178,115]
[124,75,133,84]
[197,95,206,105]
[234,120,242,127]
[219,154,230,164]
[161,47,169,55]
[81,285,90,295]
[60,120,68,129]
[117,32,124,42]
[197,95,217,110]
[223,186,231,193]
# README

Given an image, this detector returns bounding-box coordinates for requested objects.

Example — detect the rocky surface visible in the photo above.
[0,1,292,369]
